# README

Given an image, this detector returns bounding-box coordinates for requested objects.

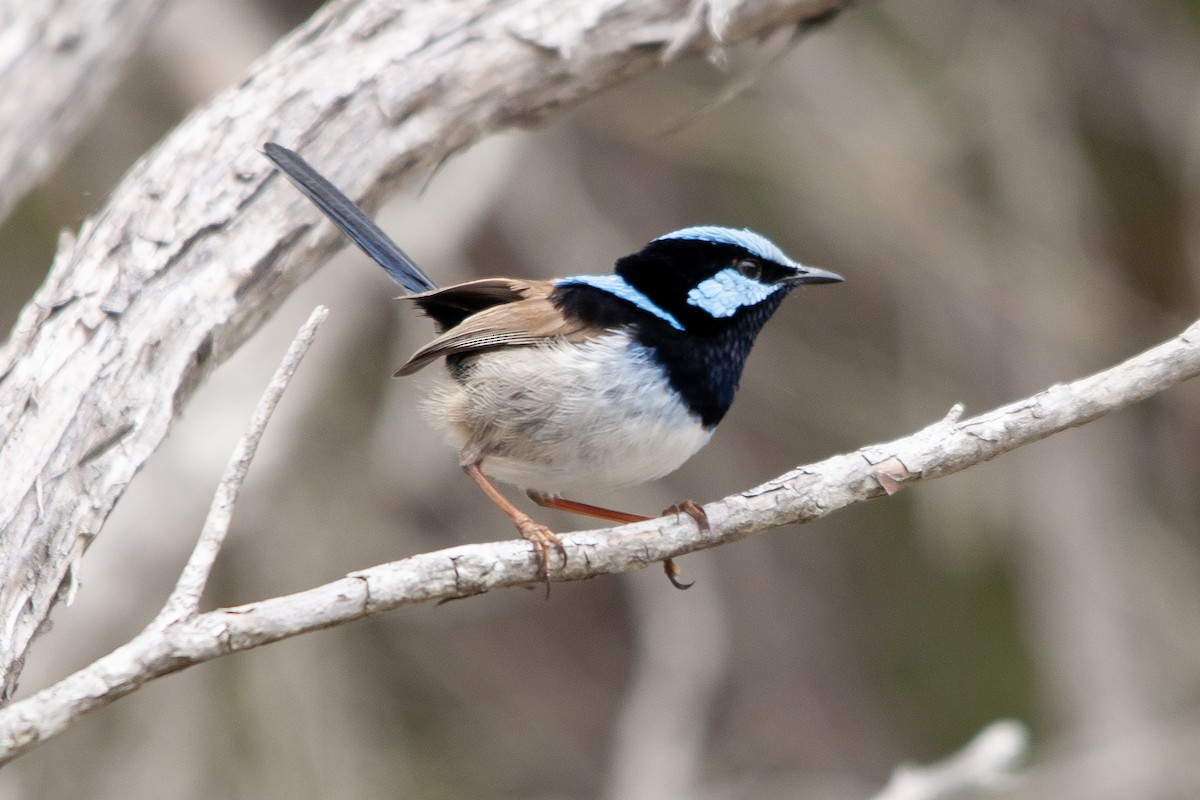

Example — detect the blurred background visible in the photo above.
[4,0,1200,797]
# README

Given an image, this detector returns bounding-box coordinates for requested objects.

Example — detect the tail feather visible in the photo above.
[262,142,438,294]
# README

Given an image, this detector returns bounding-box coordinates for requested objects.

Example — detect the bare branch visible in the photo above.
[0,315,1195,765]
[0,0,168,223]
[152,306,328,628]
[871,719,1029,800]
[0,0,852,701]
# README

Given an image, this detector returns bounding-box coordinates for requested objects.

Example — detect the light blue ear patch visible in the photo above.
[656,226,797,267]
[556,275,684,330]
[686,267,783,318]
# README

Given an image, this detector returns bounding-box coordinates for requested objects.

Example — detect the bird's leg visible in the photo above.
[527,494,650,525]
[527,492,700,590]
[463,464,566,581]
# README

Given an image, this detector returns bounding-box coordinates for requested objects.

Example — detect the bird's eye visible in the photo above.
[736,259,762,280]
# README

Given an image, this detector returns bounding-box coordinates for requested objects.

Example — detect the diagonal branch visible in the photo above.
[0,315,1196,766]
[152,305,328,628]
[0,0,854,701]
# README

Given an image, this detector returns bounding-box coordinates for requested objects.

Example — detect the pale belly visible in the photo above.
[422,332,712,495]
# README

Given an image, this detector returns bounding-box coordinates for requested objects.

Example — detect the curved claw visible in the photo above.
[660,500,706,590]
[663,557,694,590]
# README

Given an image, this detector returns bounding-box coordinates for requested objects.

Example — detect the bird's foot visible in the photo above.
[660,500,707,590]
[664,499,709,532]
[515,518,567,594]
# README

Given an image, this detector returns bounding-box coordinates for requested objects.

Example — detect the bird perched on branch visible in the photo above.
[263,143,843,589]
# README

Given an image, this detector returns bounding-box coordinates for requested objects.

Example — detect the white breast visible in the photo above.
[422,332,712,495]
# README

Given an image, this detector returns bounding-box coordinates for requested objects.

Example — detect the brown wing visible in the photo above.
[395,294,598,376]
[405,278,554,331]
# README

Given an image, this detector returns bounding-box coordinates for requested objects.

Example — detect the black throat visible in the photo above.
[552,284,789,429]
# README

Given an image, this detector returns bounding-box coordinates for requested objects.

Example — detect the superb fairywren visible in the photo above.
[263,143,843,587]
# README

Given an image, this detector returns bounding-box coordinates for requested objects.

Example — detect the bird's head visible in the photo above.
[612,226,842,335]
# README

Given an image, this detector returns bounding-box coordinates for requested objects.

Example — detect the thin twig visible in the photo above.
[154,305,329,627]
[656,26,804,139]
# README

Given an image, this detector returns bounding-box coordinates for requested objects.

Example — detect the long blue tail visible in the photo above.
[263,143,438,294]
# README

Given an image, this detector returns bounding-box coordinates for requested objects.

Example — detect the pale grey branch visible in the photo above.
[0,316,1196,765]
[0,0,169,223]
[871,719,1029,800]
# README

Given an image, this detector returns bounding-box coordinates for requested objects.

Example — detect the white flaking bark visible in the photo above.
[0,315,1196,765]
[0,0,852,701]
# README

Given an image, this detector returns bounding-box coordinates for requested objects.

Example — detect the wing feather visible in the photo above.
[395,295,596,376]
[406,278,555,330]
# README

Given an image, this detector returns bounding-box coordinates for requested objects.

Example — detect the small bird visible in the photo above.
[263,143,843,588]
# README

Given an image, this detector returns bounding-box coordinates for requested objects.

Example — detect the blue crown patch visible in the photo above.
[655,226,796,267]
